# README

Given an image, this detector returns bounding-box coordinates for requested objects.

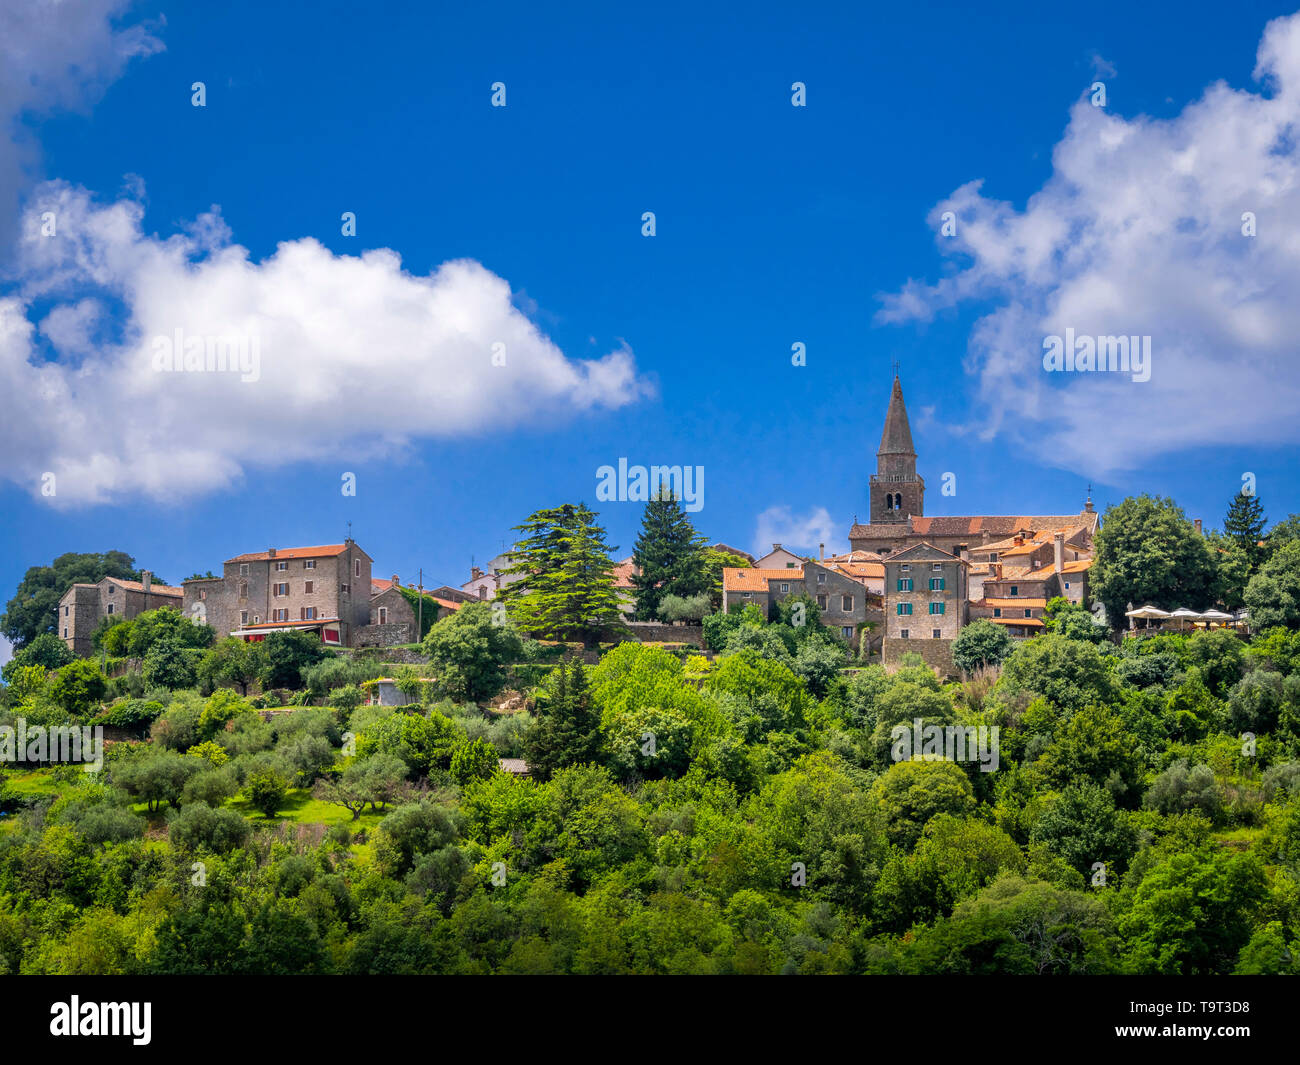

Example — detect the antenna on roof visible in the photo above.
[892,359,900,378]
[346,520,353,542]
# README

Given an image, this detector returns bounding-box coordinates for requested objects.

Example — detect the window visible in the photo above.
[107,603,114,615]
[900,628,910,639]
[479,587,487,599]
[901,564,911,572]
[841,626,853,640]
[200,588,207,600]
[817,572,825,584]
[817,595,827,609]
[378,607,388,624]
[1024,608,1032,618]
[273,609,288,622]
[1010,585,1019,596]
[993,607,1002,618]
[240,611,248,625]
[276,561,287,571]
[897,603,912,616]
[930,577,945,590]
[301,607,317,620]
[253,615,260,624]
[779,583,789,593]
[897,578,912,591]
[786,562,796,569]
[304,560,316,570]
[239,564,249,576]
[274,582,289,597]
[842,594,853,611]
[63,627,67,637]
[932,563,942,571]
[239,581,248,598]
[341,583,349,593]
[355,559,361,578]
[989,553,998,562]
[304,581,314,594]
[1064,581,1071,590]
[742,592,752,599]
[933,629,942,639]
[929,602,945,615]
[108,585,115,595]
[64,605,68,616]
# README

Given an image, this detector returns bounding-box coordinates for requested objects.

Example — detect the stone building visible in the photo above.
[881,543,969,673]
[58,572,183,656]
[720,560,878,651]
[182,539,373,648]
[359,577,462,647]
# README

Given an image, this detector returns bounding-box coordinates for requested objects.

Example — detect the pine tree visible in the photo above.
[630,485,709,620]
[1224,491,1267,573]
[521,658,601,781]
[497,503,627,647]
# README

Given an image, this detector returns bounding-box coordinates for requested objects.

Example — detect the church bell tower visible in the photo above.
[869,374,924,524]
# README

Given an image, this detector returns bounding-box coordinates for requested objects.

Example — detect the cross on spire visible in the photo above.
[892,359,900,378]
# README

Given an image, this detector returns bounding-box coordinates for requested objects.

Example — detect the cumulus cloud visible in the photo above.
[0,1,163,251]
[2,182,654,504]
[753,505,842,558]
[876,12,1300,479]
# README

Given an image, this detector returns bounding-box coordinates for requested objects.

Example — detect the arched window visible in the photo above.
[885,492,894,510]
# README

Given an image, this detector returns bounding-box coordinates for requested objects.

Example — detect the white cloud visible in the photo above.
[0,1,163,251]
[753,505,842,558]
[3,182,655,505]
[876,12,1300,480]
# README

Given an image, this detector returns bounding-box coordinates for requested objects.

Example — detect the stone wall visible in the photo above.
[882,636,957,678]
[353,622,414,648]
[625,622,705,648]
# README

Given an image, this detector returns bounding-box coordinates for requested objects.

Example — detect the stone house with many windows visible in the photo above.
[58,572,183,656]
[882,543,969,673]
[182,540,373,648]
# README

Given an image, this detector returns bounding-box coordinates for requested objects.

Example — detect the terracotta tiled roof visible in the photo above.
[1024,558,1094,580]
[227,544,353,563]
[980,597,1048,609]
[851,513,1098,540]
[106,577,183,597]
[431,597,463,611]
[832,562,885,578]
[611,560,639,588]
[723,567,804,592]
[709,543,756,562]
[371,578,395,594]
[989,616,1045,628]
[825,549,883,563]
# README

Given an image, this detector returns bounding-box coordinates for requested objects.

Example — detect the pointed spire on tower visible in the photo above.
[878,373,916,459]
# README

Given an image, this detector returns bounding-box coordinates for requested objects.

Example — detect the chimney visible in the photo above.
[392,574,400,587]
[267,548,277,559]
[819,543,825,561]
[1194,518,1203,536]
[957,542,969,562]
[142,570,152,594]
[773,543,782,552]
[981,529,991,545]
[471,566,482,580]
[1012,535,1024,547]
[1053,532,1065,575]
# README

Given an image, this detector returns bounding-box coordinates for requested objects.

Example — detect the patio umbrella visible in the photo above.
[1199,608,1235,629]
[1125,604,1171,631]
[1168,607,1204,631]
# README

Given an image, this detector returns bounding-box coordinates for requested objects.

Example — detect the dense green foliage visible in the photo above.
[630,488,709,621]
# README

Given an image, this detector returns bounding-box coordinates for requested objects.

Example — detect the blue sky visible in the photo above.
[3,0,1300,658]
